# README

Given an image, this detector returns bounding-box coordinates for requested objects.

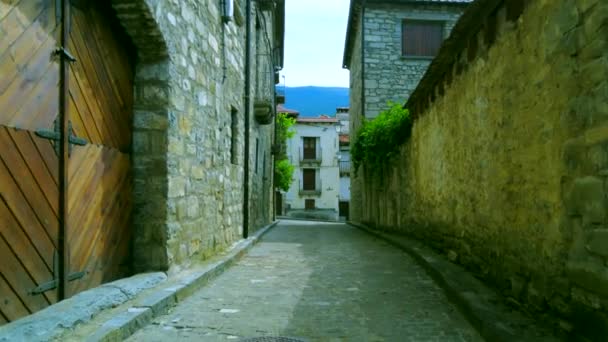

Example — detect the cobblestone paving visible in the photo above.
[127,220,483,341]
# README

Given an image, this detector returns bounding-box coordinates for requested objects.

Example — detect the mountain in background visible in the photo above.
[280,86,349,117]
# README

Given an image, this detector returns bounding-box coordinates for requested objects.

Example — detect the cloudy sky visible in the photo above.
[280,0,351,88]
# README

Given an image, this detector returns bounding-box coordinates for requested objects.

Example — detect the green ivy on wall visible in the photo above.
[351,102,412,172]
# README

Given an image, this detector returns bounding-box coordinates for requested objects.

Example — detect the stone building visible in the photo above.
[0,0,283,323]
[342,0,470,222]
[285,116,341,221]
[122,0,285,273]
[345,0,608,339]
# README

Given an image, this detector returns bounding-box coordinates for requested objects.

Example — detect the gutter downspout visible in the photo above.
[272,83,277,221]
[360,0,366,223]
[272,50,278,222]
[361,0,366,122]
[243,0,252,239]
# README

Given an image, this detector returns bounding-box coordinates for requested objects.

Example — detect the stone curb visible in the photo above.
[0,273,168,342]
[83,220,280,342]
[348,221,562,342]
[0,221,279,342]
[276,216,342,223]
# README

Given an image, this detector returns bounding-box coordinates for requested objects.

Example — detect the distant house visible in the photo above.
[337,107,351,221]
[277,104,300,118]
[285,116,340,221]
[342,0,471,221]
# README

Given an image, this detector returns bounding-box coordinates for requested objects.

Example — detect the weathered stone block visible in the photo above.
[580,57,608,89]
[147,131,167,154]
[140,84,169,105]
[133,111,169,130]
[132,131,149,153]
[586,229,608,257]
[566,260,608,296]
[566,176,606,224]
[168,176,186,198]
[583,3,608,37]
[579,35,607,62]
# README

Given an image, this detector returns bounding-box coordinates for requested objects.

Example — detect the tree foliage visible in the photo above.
[351,102,412,172]
[274,159,295,192]
[274,113,296,191]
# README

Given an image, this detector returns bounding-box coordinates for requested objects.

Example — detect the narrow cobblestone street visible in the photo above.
[127,220,482,341]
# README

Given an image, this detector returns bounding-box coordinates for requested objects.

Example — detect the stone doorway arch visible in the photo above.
[111,0,171,272]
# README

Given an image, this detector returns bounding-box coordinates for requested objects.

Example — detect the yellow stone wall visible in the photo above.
[358,0,608,336]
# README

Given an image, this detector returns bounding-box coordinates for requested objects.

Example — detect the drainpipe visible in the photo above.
[360,0,367,223]
[272,88,277,221]
[361,0,366,123]
[243,0,252,239]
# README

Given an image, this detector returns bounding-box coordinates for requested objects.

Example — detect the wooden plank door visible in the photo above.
[0,0,62,323]
[65,1,135,296]
[0,0,135,323]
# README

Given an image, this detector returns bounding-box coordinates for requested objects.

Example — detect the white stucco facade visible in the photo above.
[285,118,340,220]
[337,108,351,220]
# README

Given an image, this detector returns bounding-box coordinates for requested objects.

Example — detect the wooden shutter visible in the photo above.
[303,169,316,190]
[402,21,444,57]
[303,137,316,159]
[305,199,315,210]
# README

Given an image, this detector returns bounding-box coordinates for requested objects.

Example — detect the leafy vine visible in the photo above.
[351,102,412,172]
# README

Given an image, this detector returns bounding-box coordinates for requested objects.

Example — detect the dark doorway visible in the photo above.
[305,199,315,210]
[339,201,350,220]
[276,191,283,215]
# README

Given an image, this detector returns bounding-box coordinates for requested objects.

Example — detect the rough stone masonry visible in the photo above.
[344,0,469,232]
[352,0,608,340]
[111,0,281,273]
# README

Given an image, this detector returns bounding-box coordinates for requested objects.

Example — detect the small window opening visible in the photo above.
[231,107,238,165]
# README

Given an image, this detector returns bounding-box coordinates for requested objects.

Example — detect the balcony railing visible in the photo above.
[299,146,322,164]
[298,178,322,196]
[339,160,351,175]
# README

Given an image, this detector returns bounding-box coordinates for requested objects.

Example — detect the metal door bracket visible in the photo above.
[35,120,87,156]
[29,252,85,295]
[29,272,85,295]
[54,47,77,63]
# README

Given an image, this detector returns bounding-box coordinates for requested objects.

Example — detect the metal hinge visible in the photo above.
[29,272,86,295]
[35,120,87,156]
[54,47,76,63]
[29,252,86,295]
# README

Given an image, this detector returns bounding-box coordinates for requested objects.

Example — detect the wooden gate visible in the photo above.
[0,0,135,324]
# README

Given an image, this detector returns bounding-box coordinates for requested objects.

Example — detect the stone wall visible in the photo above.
[113,0,277,273]
[349,10,364,223]
[348,2,466,223]
[356,0,608,339]
[363,3,464,118]
[249,9,277,231]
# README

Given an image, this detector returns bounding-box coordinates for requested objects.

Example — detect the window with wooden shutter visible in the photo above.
[302,168,316,191]
[303,137,316,159]
[402,20,444,57]
[305,199,315,210]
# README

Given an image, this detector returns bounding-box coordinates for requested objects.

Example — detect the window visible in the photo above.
[302,168,316,191]
[402,20,444,57]
[303,137,316,159]
[255,138,259,173]
[230,107,238,165]
[305,199,315,210]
